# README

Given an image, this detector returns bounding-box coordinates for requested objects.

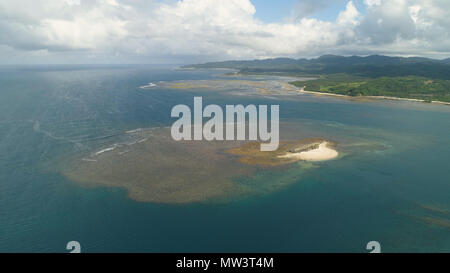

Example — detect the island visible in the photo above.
[183,55,450,103]
[61,127,339,204]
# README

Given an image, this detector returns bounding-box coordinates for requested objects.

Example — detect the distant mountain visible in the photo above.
[185,57,306,70]
[184,55,450,80]
[315,54,437,65]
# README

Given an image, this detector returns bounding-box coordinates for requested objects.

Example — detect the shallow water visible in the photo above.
[0,65,449,252]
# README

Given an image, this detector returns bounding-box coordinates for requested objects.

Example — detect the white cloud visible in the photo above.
[66,0,81,6]
[364,0,382,7]
[0,0,449,63]
[355,0,450,57]
[337,1,360,26]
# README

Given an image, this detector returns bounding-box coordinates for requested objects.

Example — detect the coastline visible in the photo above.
[295,86,450,105]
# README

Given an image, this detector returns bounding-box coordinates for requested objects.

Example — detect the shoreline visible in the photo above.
[277,141,339,162]
[295,86,450,106]
[221,71,450,106]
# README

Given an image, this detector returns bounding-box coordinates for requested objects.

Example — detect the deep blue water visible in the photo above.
[0,65,449,252]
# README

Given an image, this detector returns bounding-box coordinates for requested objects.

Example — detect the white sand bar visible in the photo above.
[278,142,338,162]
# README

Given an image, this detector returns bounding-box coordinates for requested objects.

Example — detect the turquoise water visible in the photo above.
[0,65,449,252]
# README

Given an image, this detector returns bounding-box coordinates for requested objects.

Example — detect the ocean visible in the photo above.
[0,65,449,252]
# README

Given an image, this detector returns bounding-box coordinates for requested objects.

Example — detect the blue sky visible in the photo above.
[252,0,367,23]
[251,0,298,22]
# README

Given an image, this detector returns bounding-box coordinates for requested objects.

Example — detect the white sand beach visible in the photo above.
[296,87,450,105]
[278,141,339,162]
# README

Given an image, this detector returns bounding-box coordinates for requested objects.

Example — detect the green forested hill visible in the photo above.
[290,75,450,102]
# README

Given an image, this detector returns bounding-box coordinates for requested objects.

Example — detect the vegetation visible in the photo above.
[290,75,450,102]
